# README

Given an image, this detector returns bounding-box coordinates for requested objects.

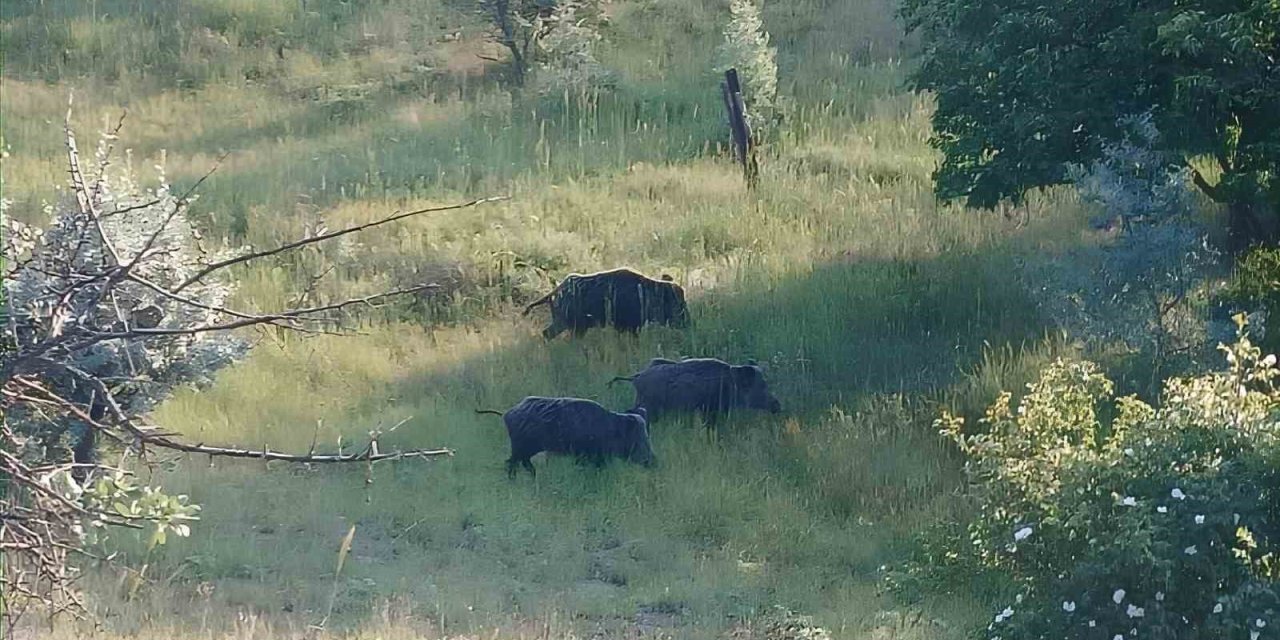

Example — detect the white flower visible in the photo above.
[1235,513,1241,525]
[1155,591,1164,601]
[1121,496,1138,507]
[1185,545,1198,555]
[1063,601,1076,612]
[1015,594,1024,604]
[1195,514,1205,524]
[1113,589,1126,604]
[1123,448,1135,457]
[1089,620,1096,628]
[994,607,1014,623]
[1113,635,1124,640]
[1213,603,1224,614]
[1157,506,1169,514]
[1258,619,1268,628]
[1263,354,1276,367]
[1171,488,1187,500]
[1252,631,1261,640]
[1127,604,1145,618]
[1014,526,1034,542]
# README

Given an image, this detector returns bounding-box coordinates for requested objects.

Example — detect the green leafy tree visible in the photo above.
[901,0,1280,245]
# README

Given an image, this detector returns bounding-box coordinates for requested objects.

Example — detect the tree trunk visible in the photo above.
[70,397,106,483]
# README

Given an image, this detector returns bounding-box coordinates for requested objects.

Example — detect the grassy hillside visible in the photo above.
[2,0,1091,638]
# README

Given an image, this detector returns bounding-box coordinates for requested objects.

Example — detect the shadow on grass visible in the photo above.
[382,244,1042,420]
[129,245,1045,638]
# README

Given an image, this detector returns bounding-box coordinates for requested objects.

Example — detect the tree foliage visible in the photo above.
[473,0,608,91]
[532,0,611,95]
[902,0,1280,243]
[5,136,248,433]
[1020,113,1220,382]
[927,317,1279,639]
[718,0,781,136]
[1228,246,1280,354]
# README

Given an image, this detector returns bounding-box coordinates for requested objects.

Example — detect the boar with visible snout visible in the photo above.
[610,357,782,425]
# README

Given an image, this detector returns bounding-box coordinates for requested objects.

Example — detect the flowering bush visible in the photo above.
[936,315,1279,639]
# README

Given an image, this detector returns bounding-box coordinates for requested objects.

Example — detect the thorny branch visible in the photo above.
[172,195,509,293]
[1,117,495,629]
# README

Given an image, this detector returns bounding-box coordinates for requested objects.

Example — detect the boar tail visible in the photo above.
[474,409,505,417]
[606,375,635,387]
[522,290,555,316]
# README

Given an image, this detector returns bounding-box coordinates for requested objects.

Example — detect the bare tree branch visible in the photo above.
[121,153,228,276]
[64,113,119,267]
[3,117,487,629]
[173,196,509,292]
[79,282,440,341]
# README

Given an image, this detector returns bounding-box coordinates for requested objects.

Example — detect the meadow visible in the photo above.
[2,0,1096,637]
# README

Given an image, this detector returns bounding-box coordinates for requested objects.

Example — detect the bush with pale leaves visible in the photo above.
[717,0,781,137]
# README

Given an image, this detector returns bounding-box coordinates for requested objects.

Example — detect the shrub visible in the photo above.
[532,0,612,95]
[931,316,1279,639]
[1226,246,1280,356]
[717,0,781,137]
[4,137,248,446]
[1021,113,1220,383]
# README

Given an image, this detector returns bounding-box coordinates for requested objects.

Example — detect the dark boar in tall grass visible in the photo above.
[523,268,688,338]
[478,397,656,478]
[610,357,782,425]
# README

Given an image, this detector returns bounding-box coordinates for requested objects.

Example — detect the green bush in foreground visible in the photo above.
[1227,247,1280,357]
[935,316,1279,639]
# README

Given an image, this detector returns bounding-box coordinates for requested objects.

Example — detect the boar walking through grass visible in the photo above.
[609,357,782,426]
[522,268,689,338]
[477,397,657,478]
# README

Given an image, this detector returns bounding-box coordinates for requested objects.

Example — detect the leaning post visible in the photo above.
[721,68,759,189]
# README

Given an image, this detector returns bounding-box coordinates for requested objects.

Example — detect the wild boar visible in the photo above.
[522,268,688,339]
[477,397,656,477]
[609,357,782,425]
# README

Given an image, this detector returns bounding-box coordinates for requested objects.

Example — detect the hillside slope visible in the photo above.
[1,1,1088,638]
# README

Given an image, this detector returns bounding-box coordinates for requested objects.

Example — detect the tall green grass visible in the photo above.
[2,0,1091,637]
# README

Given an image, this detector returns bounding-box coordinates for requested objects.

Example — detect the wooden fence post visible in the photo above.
[721,68,759,189]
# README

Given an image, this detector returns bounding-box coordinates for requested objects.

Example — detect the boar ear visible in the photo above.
[746,358,758,367]
[733,365,759,386]
[660,274,674,281]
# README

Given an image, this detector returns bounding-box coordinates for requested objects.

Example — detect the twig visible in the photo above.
[81,283,441,340]
[172,196,508,292]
